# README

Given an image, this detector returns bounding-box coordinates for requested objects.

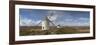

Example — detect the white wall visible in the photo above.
[0,0,98,45]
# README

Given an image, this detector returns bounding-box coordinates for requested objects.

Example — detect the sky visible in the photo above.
[19,8,90,26]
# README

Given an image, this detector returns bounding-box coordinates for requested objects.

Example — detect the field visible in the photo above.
[20,26,90,36]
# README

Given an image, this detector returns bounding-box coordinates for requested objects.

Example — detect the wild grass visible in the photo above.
[20,26,90,36]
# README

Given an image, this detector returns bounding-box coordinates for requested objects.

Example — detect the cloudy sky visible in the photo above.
[19,8,90,26]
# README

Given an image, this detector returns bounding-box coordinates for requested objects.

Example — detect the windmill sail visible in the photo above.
[34,10,57,30]
[48,19,56,26]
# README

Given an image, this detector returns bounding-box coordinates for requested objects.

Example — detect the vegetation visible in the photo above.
[20,26,90,36]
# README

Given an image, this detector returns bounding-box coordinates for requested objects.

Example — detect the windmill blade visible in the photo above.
[49,20,56,26]
[35,21,42,26]
[48,11,55,19]
[50,21,56,26]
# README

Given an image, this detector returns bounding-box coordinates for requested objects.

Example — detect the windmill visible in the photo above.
[36,11,57,30]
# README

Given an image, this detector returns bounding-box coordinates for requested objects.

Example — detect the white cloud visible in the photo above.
[47,11,65,21]
[78,17,89,21]
[20,18,41,26]
[53,16,90,26]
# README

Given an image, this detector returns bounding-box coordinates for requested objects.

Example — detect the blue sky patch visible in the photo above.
[19,8,90,26]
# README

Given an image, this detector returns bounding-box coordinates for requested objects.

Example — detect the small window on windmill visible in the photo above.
[43,27,44,29]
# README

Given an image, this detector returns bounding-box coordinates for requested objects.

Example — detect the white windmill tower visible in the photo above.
[42,16,50,30]
[42,11,56,30]
[36,11,56,30]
